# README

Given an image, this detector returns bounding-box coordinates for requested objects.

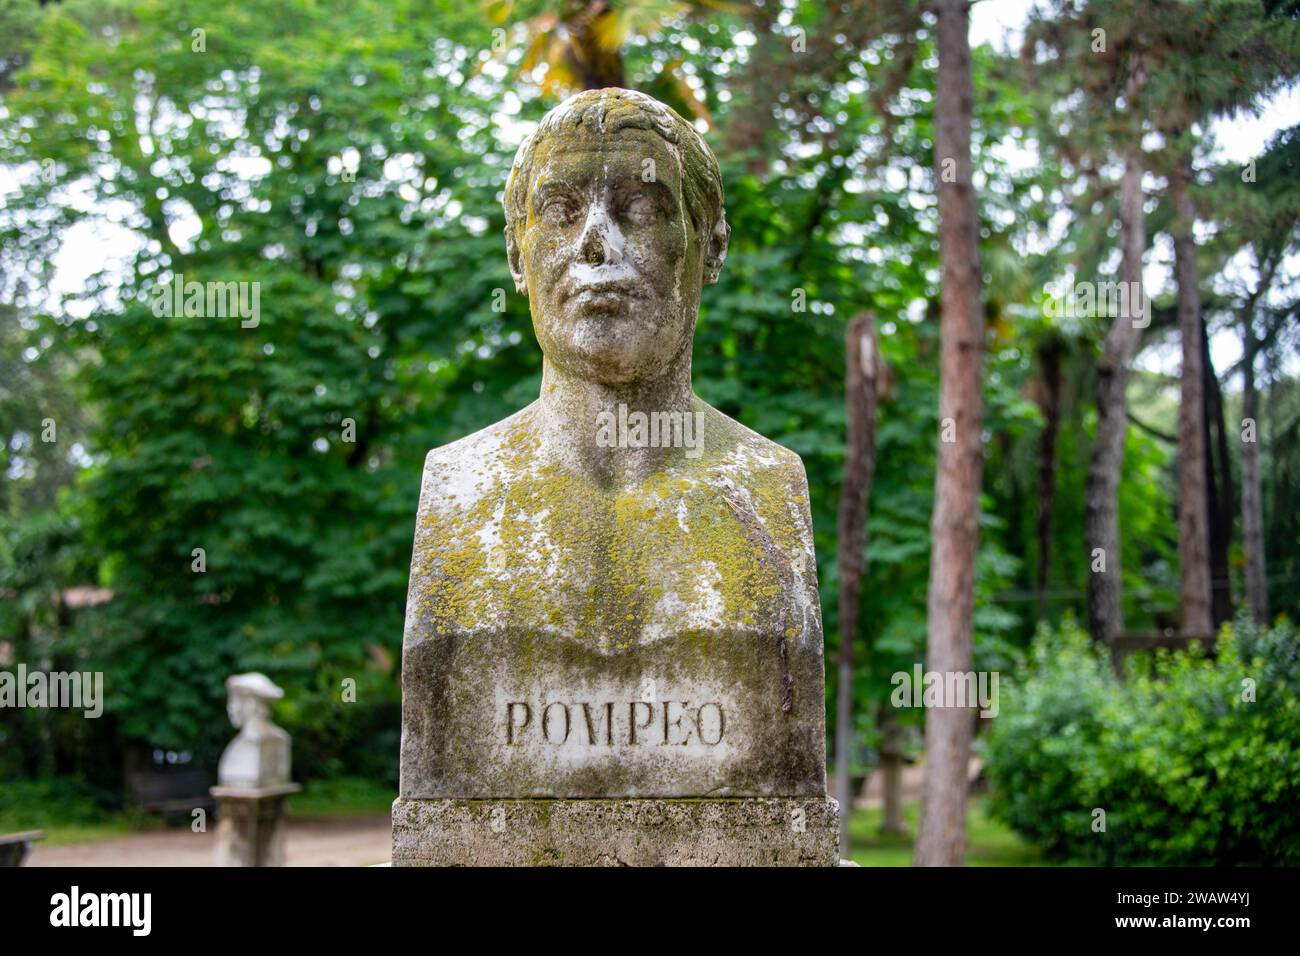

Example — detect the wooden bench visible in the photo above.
[0,830,45,867]
[126,767,215,817]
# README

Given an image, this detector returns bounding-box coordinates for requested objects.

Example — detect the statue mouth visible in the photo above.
[569,283,638,310]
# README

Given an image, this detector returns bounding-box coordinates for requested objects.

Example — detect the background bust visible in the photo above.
[217,672,291,789]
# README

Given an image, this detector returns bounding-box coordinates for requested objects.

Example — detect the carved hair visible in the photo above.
[504,88,729,284]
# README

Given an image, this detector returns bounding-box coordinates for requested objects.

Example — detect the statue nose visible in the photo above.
[581,229,606,266]
[576,205,624,267]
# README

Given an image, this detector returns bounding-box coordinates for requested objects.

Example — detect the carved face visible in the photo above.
[227,690,267,729]
[510,126,705,385]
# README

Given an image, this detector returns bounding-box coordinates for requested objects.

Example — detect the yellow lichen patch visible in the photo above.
[412,416,805,646]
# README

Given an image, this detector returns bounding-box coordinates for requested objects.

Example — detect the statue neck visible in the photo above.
[536,354,697,488]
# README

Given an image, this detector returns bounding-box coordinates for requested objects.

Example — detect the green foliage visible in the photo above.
[984,616,1300,865]
[0,0,1057,772]
[0,776,127,829]
[2,0,528,773]
[291,774,397,817]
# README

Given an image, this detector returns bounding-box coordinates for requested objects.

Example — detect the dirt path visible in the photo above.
[27,816,392,867]
[26,759,977,865]
[854,757,982,809]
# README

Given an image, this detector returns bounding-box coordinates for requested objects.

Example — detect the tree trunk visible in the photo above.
[1240,254,1272,625]
[1203,321,1234,628]
[1034,335,1064,623]
[1241,315,1268,623]
[914,0,984,869]
[1084,62,1146,645]
[835,312,880,859]
[1171,151,1214,637]
[878,707,908,836]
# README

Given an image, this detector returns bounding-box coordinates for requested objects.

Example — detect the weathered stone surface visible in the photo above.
[394,88,837,864]
[212,787,299,867]
[392,797,839,867]
[398,403,826,798]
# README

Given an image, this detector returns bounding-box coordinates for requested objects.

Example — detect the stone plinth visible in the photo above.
[392,796,839,867]
[211,783,300,867]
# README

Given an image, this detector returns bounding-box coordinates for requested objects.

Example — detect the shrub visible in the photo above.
[0,777,123,830]
[983,615,1300,865]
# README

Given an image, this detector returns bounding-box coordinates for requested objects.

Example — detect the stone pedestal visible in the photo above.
[211,784,300,867]
[392,797,839,866]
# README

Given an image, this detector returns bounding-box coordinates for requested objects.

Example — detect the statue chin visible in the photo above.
[544,314,690,386]
[567,346,646,385]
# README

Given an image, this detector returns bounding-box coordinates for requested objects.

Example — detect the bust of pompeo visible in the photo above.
[398,88,829,802]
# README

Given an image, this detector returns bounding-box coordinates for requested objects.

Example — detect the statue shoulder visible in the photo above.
[691,401,822,642]
[690,401,817,570]
[416,404,539,517]
[694,400,812,501]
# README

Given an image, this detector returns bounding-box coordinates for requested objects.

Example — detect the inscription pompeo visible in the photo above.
[506,700,726,747]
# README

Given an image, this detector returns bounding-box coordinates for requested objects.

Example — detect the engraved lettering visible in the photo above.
[580,701,614,745]
[506,701,531,744]
[697,702,725,745]
[503,698,726,747]
[542,701,571,743]
[662,700,693,745]
[629,701,654,745]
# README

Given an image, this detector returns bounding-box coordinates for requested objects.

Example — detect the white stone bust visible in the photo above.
[399,89,827,800]
[217,672,291,789]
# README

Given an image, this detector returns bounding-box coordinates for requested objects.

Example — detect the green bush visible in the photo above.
[0,777,123,830]
[983,616,1300,865]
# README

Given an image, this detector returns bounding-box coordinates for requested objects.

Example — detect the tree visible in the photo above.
[1142,0,1300,636]
[914,0,985,868]
[1021,1,1153,644]
[1033,331,1065,623]
[1211,124,1300,624]
[1169,144,1214,636]
[1240,299,1268,624]
[834,312,881,857]
[1085,52,1147,644]
[0,0,534,772]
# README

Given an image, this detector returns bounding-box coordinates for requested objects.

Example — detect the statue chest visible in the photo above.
[399,473,826,799]
[411,474,806,646]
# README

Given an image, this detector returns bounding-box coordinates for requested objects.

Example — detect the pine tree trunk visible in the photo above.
[914,0,983,869]
[1172,151,1214,637]
[1084,65,1146,645]
[835,313,880,859]
[878,707,908,836]
[1203,323,1234,628]
[1034,337,1064,623]
[1241,314,1268,623]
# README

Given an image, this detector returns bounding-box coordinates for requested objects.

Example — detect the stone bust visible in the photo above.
[217,672,291,789]
[399,88,827,801]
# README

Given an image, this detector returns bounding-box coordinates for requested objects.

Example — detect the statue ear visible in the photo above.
[703,216,730,285]
[505,226,527,294]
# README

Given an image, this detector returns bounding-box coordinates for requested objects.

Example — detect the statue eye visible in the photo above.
[621,195,659,224]
[540,197,578,225]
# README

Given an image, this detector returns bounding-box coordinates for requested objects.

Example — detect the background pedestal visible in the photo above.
[211,784,301,867]
[392,796,839,866]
